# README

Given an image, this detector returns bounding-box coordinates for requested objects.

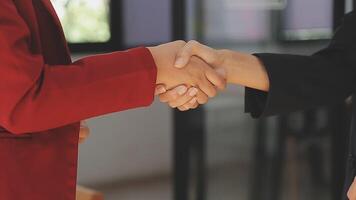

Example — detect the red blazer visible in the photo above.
[0,0,157,199]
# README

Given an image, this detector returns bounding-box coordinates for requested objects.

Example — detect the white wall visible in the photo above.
[77,99,173,184]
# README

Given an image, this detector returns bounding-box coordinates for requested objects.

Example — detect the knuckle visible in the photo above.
[189,40,199,46]
[176,40,186,45]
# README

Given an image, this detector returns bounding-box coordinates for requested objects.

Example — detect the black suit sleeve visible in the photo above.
[245,11,356,118]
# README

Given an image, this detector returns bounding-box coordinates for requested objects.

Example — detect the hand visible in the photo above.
[79,121,90,144]
[148,41,226,97]
[155,84,209,111]
[154,40,227,111]
[174,40,270,91]
[348,177,356,200]
[174,40,225,69]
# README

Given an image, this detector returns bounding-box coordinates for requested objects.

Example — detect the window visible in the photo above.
[50,0,175,52]
[186,0,271,45]
[122,0,172,47]
[51,0,111,44]
[281,0,333,41]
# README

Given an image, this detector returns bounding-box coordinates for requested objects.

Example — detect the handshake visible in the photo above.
[148,40,229,111]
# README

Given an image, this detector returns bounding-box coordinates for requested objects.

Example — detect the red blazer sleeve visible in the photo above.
[0,1,157,134]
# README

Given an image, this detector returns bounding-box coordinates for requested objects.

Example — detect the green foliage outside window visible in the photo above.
[51,0,111,43]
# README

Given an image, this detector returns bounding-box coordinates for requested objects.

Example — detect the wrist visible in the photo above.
[223,51,270,91]
[147,45,185,88]
[215,49,235,83]
[147,46,163,84]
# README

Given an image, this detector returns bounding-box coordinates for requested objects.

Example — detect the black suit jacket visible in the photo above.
[245,11,356,199]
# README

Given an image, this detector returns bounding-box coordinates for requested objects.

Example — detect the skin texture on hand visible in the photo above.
[158,40,271,111]
[157,85,209,111]
[155,40,227,111]
[348,177,356,200]
[218,50,270,91]
[175,40,269,91]
[174,40,225,69]
[148,41,226,98]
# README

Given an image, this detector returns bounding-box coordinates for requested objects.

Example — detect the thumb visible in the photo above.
[155,84,167,95]
[175,40,221,68]
[174,43,193,68]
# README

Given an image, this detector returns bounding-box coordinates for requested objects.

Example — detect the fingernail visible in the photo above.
[155,86,166,95]
[188,88,198,97]
[174,58,185,68]
[215,68,227,78]
[175,85,188,95]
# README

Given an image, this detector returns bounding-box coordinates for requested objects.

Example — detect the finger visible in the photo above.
[190,101,199,109]
[179,97,200,110]
[205,67,227,90]
[197,78,217,98]
[167,87,198,108]
[348,178,356,200]
[174,42,193,68]
[159,85,187,103]
[79,127,90,138]
[196,89,209,104]
[79,126,90,144]
[187,97,198,108]
[177,105,190,111]
[159,90,178,103]
[175,40,220,68]
[155,84,167,95]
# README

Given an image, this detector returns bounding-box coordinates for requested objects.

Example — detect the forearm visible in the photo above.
[0,48,156,134]
[0,1,158,133]
[218,50,270,91]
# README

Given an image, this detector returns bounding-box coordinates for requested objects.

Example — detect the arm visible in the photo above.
[168,11,356,116]
[244,11,356,117]
[0,0,157,134]
[0,1,225,134]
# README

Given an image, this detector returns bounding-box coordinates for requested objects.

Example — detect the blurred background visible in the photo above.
[50,0,354,200]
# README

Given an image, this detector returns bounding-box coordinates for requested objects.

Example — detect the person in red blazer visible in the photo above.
[0,0,226,199]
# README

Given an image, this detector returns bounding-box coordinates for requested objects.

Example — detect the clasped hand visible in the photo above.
[148,40,226,111]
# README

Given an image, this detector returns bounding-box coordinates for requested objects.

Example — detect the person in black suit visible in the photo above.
[156,11,356,199]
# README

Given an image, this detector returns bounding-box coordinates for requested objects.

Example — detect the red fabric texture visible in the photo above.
[0,0,157,199]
